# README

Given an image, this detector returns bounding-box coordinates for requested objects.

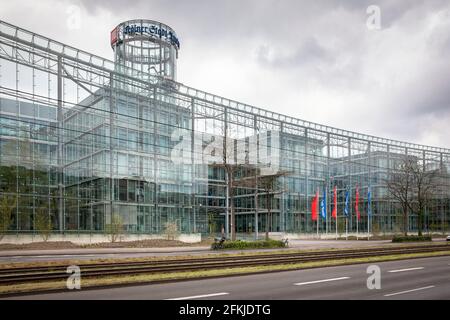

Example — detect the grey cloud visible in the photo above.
[256,37,334,69]
[401,69,450,117]
[3,0,450,148]
[71,0,450,149]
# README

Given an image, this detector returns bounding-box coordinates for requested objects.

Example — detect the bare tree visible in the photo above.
[386,156,438,236]
[205,143,240,240]
[220,119,240,241]
[207,212,217,236]
[433,166,450,235]
[408,161,437,236]
[258,173,286,240]
[386,157,415,236]
[224,164,238,240]
[215,117,285,241]
[164,221,179,240]
[234,169,288,240]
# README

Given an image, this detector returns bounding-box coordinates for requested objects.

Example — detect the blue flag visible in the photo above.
[368,186,372,217]
[320,188,327,219]
[344,189,349,217]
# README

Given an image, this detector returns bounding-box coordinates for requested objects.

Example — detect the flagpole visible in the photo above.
[344,187,349,241]
[317,219,319,239]
[356,213,359,240]
[334,185,337,240]
[312,188,319,239]
[336,215,338,240]
[316,210,319,239]
[316,188,319,239]
[356,186,359,241]
[325,185,328,236]
[345,217,348,240]
[368,186,371,241]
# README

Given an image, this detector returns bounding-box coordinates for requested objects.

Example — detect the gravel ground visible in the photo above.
[0,239,214,251]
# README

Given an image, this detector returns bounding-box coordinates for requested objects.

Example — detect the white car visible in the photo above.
[447,235,450,241]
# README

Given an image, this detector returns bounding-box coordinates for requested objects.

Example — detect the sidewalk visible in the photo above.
[0,239,445,261]
[0,239,396,257]
[0,239,388,256]
[0,246,211,257]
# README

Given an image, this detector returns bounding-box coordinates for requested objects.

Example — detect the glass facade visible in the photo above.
[0,20,449,237]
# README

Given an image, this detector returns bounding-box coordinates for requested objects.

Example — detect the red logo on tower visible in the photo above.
[110,27,119,46]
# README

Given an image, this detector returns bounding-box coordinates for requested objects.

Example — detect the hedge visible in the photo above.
[211,239,287,250]
[392,235,432,243]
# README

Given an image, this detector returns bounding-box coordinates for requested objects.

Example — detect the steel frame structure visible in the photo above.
[0,20,449,236]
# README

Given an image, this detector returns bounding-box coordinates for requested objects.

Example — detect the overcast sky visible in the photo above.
[2,0,450,148]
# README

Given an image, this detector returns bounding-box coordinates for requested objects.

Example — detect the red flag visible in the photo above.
[332,186,337,219]
[355,186,360,221]
[311,190,319,221]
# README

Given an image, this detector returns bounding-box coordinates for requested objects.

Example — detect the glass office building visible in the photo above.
[0,19,449,237]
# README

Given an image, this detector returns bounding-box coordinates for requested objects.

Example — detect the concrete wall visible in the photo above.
[270,232,445,240]
[0,233,202,245]
[282,233,370,240]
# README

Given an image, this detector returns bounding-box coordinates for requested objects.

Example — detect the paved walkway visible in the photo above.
[0,246,210,257]
[0,239,391,257]
[0,239,445,263]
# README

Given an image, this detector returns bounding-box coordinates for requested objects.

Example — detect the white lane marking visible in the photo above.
[388,267,424,273]
[294,277,350,286]
[166,292,229,300]
[384,286,435,297]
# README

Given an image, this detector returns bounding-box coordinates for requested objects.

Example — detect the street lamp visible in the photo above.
[195,203,202,234]
[198,203,203,231]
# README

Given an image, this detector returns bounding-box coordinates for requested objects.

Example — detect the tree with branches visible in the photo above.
[233,169,288,240]
[385,157,415,236]
[219,118,240,241]
[386,156,438,236]
[257,172,287,240]
[409,161,437,236]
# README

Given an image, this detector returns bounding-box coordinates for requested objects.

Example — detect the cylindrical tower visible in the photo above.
[110,19,180,83]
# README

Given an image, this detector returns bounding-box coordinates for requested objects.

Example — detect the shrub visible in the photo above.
[164,221,179,241]
[35,207,52,242]
[105,214,123,243]
[392,235,432,243]
[371,223,381,237]
[211,239,286,250]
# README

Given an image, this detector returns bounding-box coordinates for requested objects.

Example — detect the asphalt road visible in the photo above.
[6,255,450,300]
